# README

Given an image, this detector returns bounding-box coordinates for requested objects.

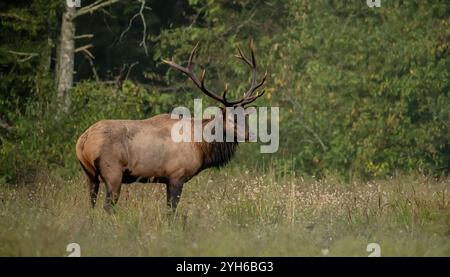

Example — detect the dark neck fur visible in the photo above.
[197,141,238,170]
[196,111,240,170]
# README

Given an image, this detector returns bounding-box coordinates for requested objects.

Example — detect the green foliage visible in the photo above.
[275,1,450,178]
[0,0,61,120]
[156,0,450,178]
[0,81,180,184]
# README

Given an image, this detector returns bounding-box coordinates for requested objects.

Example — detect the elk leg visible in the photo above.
[80,163,100,208]
[102,171,123,214]
[88,175,100,208]
[166,182,184,213]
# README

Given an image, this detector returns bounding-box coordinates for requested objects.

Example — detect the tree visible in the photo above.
[56,3,76,109]
[56,0,120,110]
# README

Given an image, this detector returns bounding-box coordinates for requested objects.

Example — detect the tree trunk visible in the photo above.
[56,4,76,110]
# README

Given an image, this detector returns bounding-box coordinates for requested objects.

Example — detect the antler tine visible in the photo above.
[199,68,242,106]
[247,42,258,96]
[220,82,247,105]
[222,84,245,106]
[164,43,230,105]
[236,46,253,68]
[222,83,230,103]
[238,42,266,102]
[252,70,267,92]
[161,58,188,75]
[241,89,266,106]
[199,69,226,103]
[199,69,242,105]
[187,41,200,70]
[250,39,256,69]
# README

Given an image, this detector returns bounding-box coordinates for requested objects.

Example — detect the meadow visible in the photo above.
[1,167,449,257]
[1,0,449,259]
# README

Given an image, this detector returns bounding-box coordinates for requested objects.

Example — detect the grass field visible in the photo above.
[0,168,449,257]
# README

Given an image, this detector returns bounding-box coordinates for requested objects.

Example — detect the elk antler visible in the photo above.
[162,41,267,107]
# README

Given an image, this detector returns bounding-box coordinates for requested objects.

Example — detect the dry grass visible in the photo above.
[0,168,449,256]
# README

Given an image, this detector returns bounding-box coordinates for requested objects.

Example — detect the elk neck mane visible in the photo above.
[194,114,237,169]
[196,140,238,170]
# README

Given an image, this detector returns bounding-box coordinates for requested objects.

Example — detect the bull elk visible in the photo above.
[75,42,267,213]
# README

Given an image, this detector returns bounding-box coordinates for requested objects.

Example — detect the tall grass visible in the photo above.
[0,168,449,256]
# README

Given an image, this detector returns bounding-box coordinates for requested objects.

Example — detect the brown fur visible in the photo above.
[76,112,243,213]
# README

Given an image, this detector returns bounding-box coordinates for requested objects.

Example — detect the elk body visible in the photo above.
[75,43,267,213]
